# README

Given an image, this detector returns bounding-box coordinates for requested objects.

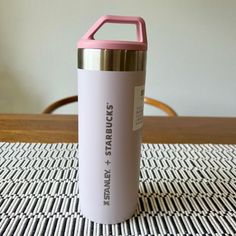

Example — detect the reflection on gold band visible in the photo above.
[78,49,146,71]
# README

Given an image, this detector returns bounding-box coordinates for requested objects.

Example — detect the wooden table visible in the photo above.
[0,114,235,144]
[0,115,236,235]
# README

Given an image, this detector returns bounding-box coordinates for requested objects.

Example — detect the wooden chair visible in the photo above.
[144,97,177,116]
[43,95,177,116]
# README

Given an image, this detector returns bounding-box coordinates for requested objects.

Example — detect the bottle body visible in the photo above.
[77,15,147,224]
[78,49,146,224]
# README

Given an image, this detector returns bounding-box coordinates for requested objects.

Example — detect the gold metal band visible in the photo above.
[78,49,146,71]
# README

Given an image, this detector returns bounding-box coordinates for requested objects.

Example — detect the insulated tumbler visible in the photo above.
[78,15,147,224]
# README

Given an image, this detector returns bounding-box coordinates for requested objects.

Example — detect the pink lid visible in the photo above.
[78,15,147,51]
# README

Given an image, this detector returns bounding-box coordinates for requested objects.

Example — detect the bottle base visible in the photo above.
[80,205,137,224]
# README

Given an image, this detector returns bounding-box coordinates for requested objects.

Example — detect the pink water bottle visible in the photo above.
[77,15,147,224]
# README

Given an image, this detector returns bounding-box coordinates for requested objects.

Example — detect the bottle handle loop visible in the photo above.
[82,15,147,44]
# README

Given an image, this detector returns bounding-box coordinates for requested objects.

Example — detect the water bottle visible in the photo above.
[77,15,147,224]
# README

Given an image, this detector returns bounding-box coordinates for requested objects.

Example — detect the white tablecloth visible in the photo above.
[0,142,236,235]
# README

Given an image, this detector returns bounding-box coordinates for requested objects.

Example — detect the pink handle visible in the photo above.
[82,15,147,44]
[78,15,147,50]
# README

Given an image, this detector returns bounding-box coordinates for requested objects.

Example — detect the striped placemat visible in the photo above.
[0,142,236,236]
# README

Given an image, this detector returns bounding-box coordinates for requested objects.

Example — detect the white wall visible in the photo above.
[0,0,235,116]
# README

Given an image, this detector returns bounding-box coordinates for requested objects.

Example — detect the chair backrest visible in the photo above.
[43,95,177,116]
[144,97,177,116]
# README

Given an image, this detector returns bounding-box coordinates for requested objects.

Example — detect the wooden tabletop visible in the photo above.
[0,114,235,144]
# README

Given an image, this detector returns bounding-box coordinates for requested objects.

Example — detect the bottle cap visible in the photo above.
[78,15,147,51]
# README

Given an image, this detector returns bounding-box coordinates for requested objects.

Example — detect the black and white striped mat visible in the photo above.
[0,142,236,236]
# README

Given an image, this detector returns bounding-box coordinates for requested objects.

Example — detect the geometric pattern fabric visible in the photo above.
[0,142,235,235]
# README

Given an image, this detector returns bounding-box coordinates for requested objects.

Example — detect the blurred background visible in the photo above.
[0,0,235,116]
